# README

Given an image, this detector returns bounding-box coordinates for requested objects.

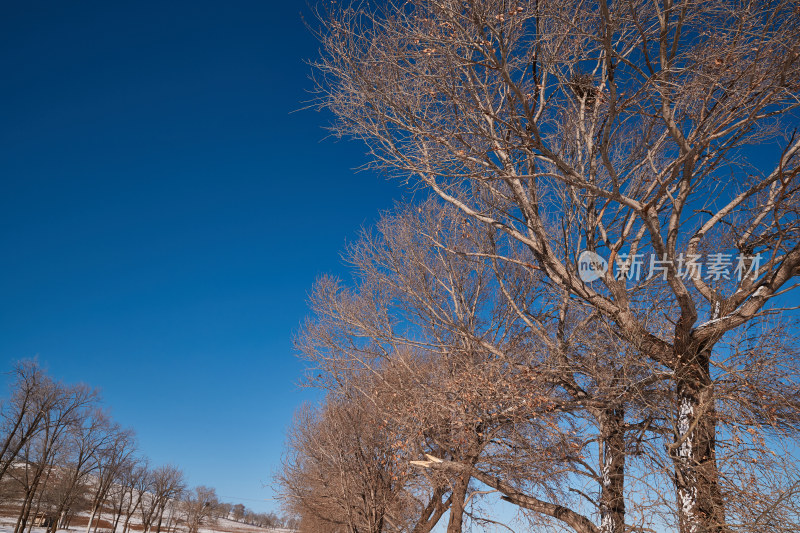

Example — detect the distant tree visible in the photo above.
[283,515,300,530]
[212,501,232,520]
[231,503,246,522]
[182,486,218,533]
[260,512,280,528]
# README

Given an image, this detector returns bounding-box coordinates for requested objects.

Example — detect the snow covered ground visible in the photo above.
[0,516,292,533]
[0,516,56,533]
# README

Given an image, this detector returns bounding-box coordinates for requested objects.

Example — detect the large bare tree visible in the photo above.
[311,1,800,531]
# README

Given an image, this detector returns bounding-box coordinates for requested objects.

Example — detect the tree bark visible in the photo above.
[673,346,726,533]
[445,472,470,533]
[599,407,625,533]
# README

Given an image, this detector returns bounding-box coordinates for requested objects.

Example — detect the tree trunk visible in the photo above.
[15,461,48,533]
[411,488,451,533]
[48,502,66,533]
[27,494,44,533]
[154,505,166,533]
[85,506,98,533]
[445,472,470,533]
[58,509,68,530]
[93,498,105,533]
[15,488,35,533]
[599,407,625,533]
[673,347,726,533]
[163,507,175,533]
[112,496,125,533]
[122,491,142,533]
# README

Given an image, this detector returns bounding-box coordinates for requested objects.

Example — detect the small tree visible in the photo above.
[182,486,218,533]
[231,503,245,522]
[278,396,413,533]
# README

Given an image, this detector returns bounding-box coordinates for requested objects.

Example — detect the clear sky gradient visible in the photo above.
[0,0,406,513]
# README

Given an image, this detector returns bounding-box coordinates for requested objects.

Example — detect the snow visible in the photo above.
[0,516,291,533]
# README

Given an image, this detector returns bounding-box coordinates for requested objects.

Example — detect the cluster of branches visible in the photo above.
[280,1,800,532]
[0,360,290,533]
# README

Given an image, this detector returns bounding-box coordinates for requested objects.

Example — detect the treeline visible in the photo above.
[225,503,292,530]
[0,360,292,532]
[277,201,800,533]
[274,0,800,531]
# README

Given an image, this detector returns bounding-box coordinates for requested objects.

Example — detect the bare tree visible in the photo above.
[212,501,232,521]
[182,486,218,533]
[11,381,97,533]
[231,503,245,522]
[85,426,137,533]
[109,459,148,533]
[108,458,142,533]
[0,360,59,484]
[311,1,800,531]
[45,409,120,533]
[134,463,159,533]
[149,465,185,533]
[278,396,413,533]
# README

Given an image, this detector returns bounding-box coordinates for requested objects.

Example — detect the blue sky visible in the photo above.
[0,0,405,513]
